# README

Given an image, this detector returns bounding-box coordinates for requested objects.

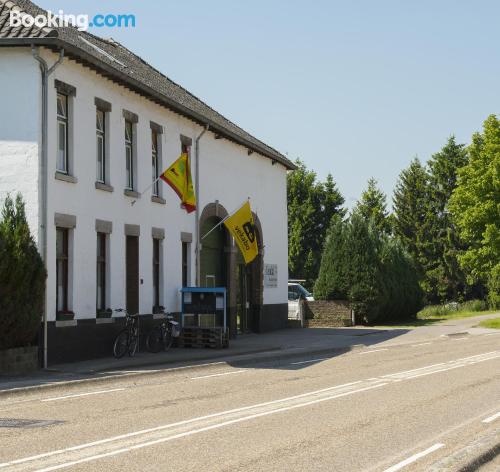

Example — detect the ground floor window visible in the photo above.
[182,241,190,287]
[96,232,107,311]
[56,228,69,313]
[153,238,161,310]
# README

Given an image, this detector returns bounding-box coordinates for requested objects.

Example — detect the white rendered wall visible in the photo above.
[8,48,288,321]
[0,48,40,240]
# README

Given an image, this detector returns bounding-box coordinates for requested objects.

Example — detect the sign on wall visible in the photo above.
[264,263,278,288]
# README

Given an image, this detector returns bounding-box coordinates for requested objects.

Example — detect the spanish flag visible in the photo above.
[224,201,258,264]
[160,153,196,213]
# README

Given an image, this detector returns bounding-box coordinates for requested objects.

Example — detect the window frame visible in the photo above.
[125,120,134,190]
[96,108,106,184]
[96,232,107,312]
[56,227,69,313]
[56,93,69,174]
[153,238,161,309]
[152,130,159,197]
[182,241,190,287]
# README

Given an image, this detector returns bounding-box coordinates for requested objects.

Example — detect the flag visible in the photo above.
[160,153,196,213]
[224,201,258,264]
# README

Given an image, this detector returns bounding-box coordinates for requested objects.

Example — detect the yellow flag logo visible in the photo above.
[160,153,196,213]
[224,201,258,264]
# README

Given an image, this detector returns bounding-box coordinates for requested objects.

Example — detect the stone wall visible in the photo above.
[0,346,38,374]
[303,300,353,327]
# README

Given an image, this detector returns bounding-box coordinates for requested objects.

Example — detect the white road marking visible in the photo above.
[290,357,331,365]
[41,388,125,402]
[102,360,226,376]
[412,342,431,347]
[384,443,445,472]
[359,349,389,355]
[1,351,499,471]
[482,411,500,424]
[190,370,246,380]
[485,332,500,336]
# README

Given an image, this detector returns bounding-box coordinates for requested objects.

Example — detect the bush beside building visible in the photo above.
[0,194,46,351]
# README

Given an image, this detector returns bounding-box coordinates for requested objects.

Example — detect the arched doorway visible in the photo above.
[200,216,228,288]
[199,203,264,336]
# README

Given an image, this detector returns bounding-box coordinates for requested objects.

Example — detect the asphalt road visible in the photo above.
[0,329,499,471]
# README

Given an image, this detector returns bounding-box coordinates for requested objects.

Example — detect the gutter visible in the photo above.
[194,125,209,286]
[2,37,296,170]
[31,45,64,369]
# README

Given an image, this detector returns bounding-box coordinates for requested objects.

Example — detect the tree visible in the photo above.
[287,159,345,287]
[425,136,470,301]
[314,213,422,323]
[0,194,46,350]
[354,178,391,234]
[392,157,430,268]
[449,115,500,308]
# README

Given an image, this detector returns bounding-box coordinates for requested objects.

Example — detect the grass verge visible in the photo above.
[479,317,500,329]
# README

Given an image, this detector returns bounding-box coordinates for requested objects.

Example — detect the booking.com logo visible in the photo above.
[9,10,136,31]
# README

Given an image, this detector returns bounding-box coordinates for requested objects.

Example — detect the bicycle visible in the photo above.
[113,308,140,358]
[146,307,180,353]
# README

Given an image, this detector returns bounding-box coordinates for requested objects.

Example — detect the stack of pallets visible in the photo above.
[177,327,228,349]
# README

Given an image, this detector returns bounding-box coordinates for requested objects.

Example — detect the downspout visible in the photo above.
[194,124,209,286]
[31,46,64,369]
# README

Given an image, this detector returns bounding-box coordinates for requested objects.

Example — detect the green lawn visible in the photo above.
[376,309,496,329]
[479,317,500,329]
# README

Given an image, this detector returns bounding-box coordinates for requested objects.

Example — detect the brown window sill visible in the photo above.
[95,181,114,192]
[151,195,166,205]
[124,189,140,198]
[55,172,78,184]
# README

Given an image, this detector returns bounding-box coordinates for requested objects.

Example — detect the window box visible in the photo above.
[96,308,112,319]
[56,311,75,322]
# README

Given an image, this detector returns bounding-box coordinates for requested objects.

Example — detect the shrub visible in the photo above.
[0,194,46,350]
[315,214,422,324]
[460,299,488,312]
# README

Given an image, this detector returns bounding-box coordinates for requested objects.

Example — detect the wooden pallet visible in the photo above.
[178,327,228,349]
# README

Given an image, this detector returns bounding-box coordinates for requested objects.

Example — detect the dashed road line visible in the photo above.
[482,411,500,424]
[359,349,389,355]
[41,388,125,402]
[190,370,247,380]
[383,443,445,472]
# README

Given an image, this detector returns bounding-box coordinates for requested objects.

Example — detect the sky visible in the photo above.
[36,0,500,208]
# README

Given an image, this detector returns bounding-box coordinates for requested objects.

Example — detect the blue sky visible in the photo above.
[37,0,500,207]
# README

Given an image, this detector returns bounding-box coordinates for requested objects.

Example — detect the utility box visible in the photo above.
[179,287,228,348]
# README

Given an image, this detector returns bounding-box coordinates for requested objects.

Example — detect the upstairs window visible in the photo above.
[56,93,68,173]
[125,120,134,190]
[152,130,159,196]
[96,109,106,183]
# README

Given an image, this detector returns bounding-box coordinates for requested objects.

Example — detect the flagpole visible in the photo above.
[131,175,163,206]
[201,198,250,240]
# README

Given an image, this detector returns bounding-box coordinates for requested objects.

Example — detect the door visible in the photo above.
[126,236,139,315]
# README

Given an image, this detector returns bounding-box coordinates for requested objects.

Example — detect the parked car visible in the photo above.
[288,282,314,301]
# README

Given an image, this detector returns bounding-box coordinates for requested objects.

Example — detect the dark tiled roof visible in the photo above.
[0,0,295,169]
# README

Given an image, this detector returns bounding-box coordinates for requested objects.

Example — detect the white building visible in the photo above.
[0,0,295,364]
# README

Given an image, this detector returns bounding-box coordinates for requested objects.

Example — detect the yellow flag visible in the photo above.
[160,153,196,213]
[224,201,258,264]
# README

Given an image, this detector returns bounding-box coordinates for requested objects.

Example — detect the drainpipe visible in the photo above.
[194,124,209,286]
[31,46,64,369]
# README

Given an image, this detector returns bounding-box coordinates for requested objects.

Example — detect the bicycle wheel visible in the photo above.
[146,326,163,353]
[113,330,129,359]
[128,328,138,357]
[164,326,173,351]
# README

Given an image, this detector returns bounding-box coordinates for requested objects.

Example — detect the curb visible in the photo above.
[0,345,354,398]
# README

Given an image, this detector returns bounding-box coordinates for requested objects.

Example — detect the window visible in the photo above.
[96,232,107,311]
[56,228,69,313]
[182,241,190,287]
[125,120,134,189]
[153,238,161,309]
[152,130,159,196]
[96,109,106,183]
[56,93,68,173]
